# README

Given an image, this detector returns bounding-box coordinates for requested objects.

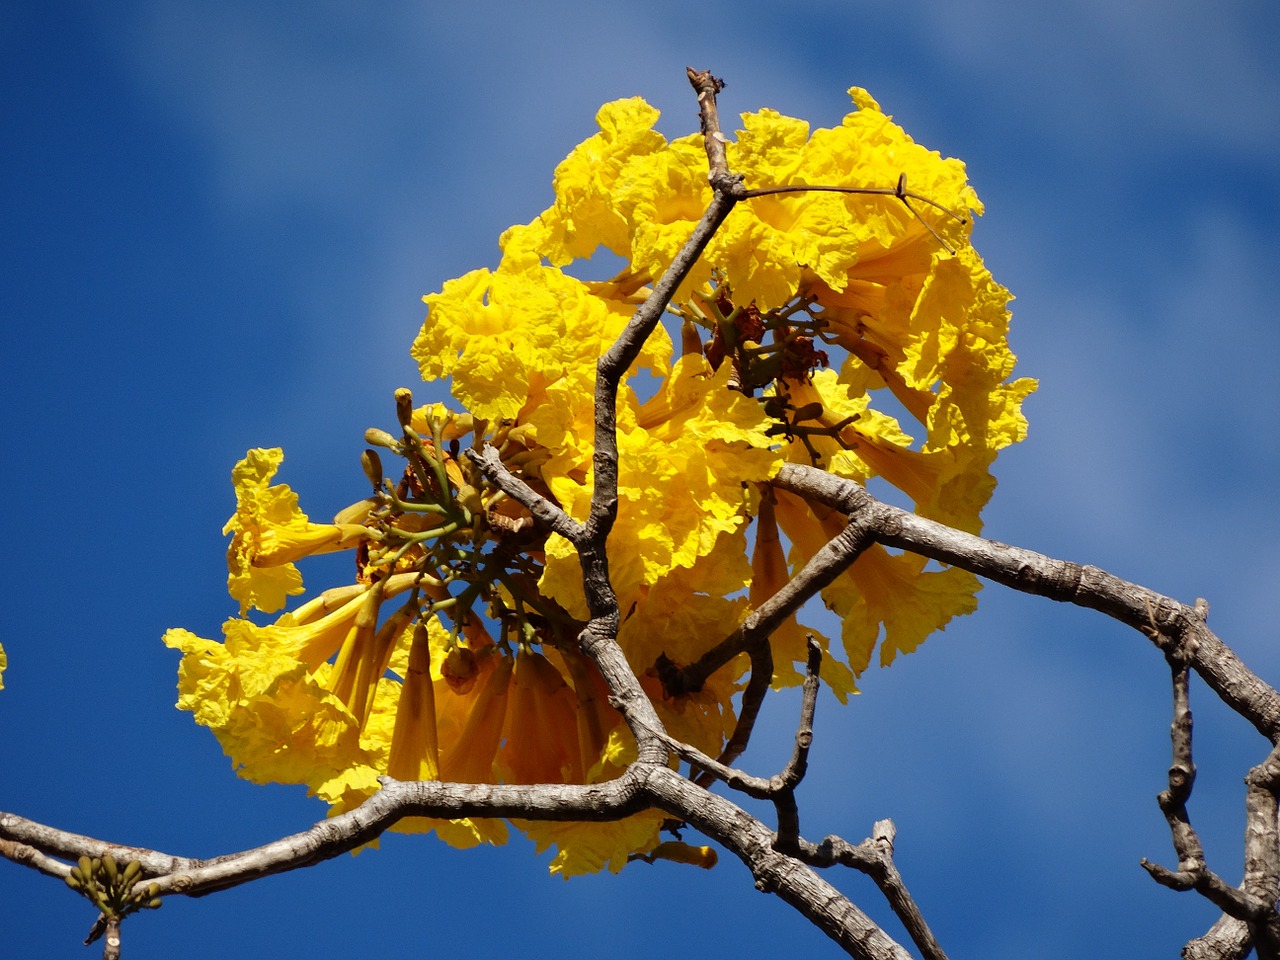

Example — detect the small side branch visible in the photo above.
[640,638,822,810]
[1138,625,1280,955]
[793,822,948,960]
[694,640,773,786]
[772,637,822,852]
[686,67,740,193]
[1142,654,1206,880]
[466,444,583,543]
[660,513,876,696]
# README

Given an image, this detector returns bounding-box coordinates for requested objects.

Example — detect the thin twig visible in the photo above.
[692,641,773,787]
[465,444,583,543]
[1149,655,1205,875]
[660,512,876,696]
[778,635,822,791]
[744,176,968,253]
[791,822,949,960]
[771,637,823,854]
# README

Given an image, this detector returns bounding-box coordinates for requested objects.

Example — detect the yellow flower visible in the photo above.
[224,449,367,615]
[497,647,584,784]
[162,621,369,788]
[415,233,670,425]
[538,97,669,265]
[772,489,979,674]
[517,810,672,878]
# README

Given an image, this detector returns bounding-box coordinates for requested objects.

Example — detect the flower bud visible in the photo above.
[361,449,384,490]
[395,387,414,430]
[364,428,401,451]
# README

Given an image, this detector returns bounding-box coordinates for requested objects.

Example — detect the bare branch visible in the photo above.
[1151,655,1207,875]
[662,637,824,802]
[4,762,921,960]
[773,463,1280,742]
[790,822,949,960]
[1184,917,1252,960]
[644,764,916,960]
[0,834,74,882]
[1137,658,1272,930]
[778,635,822,792]
[770,637,822,854]
[685,67,741,193]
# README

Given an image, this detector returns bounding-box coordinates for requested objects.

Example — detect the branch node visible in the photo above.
[872,818,897,853]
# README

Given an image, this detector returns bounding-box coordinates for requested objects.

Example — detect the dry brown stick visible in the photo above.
[770,637,823,851]
[792,822,949,960]
[659,637,824,802]
[1142,653,1206,879]
[686,67,739,192]
[1138,657,1255,920]
[690,640,774,789]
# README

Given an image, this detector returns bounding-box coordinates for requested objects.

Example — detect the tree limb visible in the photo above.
[772,463,1280,742]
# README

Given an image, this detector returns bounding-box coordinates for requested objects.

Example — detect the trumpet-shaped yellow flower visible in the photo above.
[224,449,367,615]
[163,622,371,787]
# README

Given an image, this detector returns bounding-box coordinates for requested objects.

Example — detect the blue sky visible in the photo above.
[2,2,1278,958]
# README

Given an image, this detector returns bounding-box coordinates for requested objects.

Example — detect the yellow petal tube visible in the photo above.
[438,651,513,784]
[387,622,440,782]
[498,648,583,785]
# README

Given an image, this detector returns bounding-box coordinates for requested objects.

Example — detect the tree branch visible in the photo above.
[466,443,583,542]
[659,510,877,696]
[786,821,948,960]
[773,463,1280,742]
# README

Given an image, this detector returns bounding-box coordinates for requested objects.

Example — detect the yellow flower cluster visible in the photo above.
[165,87,1034,876]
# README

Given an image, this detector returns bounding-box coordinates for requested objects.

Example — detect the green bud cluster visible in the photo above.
[63,853,162,918]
